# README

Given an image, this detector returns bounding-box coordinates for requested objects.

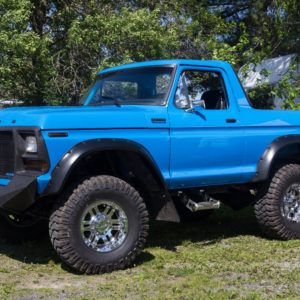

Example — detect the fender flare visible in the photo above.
[253,135,300,182]
[44,138,168,195]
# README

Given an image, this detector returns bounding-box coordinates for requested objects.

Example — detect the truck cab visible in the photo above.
[1,60,300,274]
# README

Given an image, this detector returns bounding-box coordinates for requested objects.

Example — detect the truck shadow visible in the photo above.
[0,205,261,271]
[147,205,261,251]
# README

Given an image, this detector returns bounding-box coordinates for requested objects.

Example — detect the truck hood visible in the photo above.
[0,105,165,130]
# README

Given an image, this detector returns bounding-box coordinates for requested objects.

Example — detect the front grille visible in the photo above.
[0,131,14,176]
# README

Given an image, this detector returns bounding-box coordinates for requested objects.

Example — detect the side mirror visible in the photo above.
[193,100,205,109]
[185,99,205,113]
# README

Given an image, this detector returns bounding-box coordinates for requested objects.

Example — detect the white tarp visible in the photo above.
[238,54,297,90]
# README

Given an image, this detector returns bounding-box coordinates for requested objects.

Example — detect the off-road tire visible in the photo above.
[0,210,47,243]
[255,164,300,240]
[49,175,149,274]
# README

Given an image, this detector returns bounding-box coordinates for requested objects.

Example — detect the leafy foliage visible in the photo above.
[275,63,300,110]
[0,0,299,106]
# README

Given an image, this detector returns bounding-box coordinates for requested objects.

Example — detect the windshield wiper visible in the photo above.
[91,96,122,107]
[113,100,121,107]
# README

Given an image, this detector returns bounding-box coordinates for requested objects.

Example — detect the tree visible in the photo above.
[0,0,51,105]
[0,0,298,106]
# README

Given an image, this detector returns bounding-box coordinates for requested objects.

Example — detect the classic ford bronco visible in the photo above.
[1,59,300,274]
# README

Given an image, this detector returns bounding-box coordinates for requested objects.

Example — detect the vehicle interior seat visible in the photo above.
[201,90,226,109]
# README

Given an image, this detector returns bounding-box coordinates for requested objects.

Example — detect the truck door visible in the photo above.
[168,66,246,189]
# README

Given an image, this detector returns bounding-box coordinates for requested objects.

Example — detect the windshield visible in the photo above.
[82,66,174,106]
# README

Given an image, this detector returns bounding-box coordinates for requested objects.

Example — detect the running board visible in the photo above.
[186,198,220,212]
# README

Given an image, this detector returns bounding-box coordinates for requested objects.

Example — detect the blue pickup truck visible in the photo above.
[0,59,300,274]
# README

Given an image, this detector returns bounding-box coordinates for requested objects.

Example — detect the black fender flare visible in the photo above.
[44,138,180,222]
[253,135,300,182]
[45,138,167,195]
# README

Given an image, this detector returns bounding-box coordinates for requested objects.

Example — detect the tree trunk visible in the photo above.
[30,0,48,106]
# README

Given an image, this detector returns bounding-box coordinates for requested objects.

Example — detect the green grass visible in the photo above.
[1,206,300,299]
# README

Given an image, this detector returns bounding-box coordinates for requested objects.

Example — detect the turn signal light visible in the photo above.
[23,159,49,172]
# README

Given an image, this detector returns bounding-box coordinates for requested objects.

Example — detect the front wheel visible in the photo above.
[49,175,149,274]
[255,164,300,240]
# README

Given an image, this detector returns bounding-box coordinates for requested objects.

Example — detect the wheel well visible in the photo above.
[66,149,165,190]
[62,149,168,218]
[270,143,300,176]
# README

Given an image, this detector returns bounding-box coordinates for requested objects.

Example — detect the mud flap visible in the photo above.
[154,193,180,223]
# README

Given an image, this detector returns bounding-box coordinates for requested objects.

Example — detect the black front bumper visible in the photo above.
[0,173,37,212]
[0,126,49,213]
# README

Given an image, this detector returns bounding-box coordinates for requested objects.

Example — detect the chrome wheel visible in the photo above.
[281,183,300,223]
[80,200,128,252]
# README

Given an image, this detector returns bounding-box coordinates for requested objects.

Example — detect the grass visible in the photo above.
[1,206,300,299]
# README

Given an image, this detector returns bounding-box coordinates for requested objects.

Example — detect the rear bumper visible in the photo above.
[0,173,37,212]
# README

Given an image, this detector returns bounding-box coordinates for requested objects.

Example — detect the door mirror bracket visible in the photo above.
[185,103,206,120]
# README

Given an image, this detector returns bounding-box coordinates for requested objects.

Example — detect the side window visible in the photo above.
[175,70,228,110]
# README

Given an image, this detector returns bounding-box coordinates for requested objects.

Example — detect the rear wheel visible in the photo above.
[49,175,149,274]
[255,164,300,239]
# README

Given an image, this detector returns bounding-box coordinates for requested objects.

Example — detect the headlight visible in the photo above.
[25,136,38,153]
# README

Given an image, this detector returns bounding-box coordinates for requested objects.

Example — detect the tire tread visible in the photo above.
[49,175,149,274]
[254,164,300,240]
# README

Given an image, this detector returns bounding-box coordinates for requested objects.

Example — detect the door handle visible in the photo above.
[226,118,237,123]
[151,118,166,124]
